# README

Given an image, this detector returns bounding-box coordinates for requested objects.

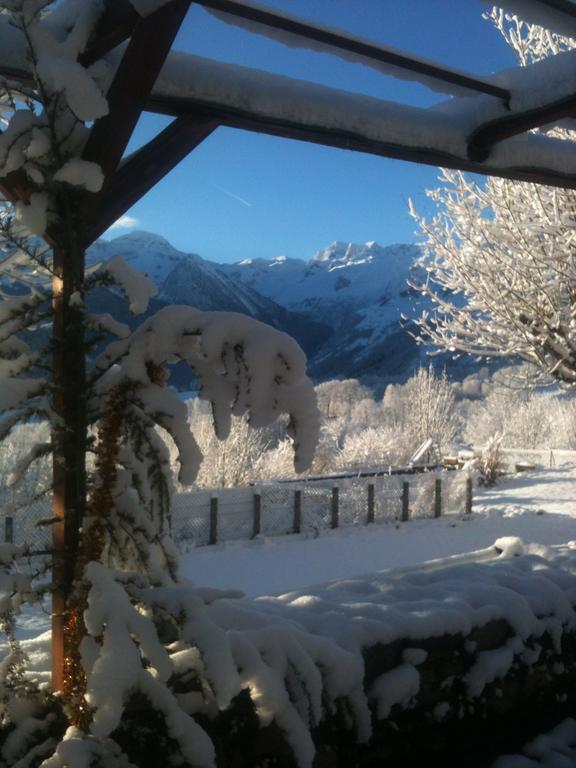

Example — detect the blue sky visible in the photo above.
[106,1,517,263]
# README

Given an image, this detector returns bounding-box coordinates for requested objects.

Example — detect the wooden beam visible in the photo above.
[84,114,218,245]
[468,93,576,161]
[79,0,139,67]
[193,0,510,100]
[145,95,576,190]
[82,0,191,183]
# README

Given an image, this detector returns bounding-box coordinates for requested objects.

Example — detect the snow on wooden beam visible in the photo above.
[84,114,218,245]
[468,92,576,161]
[82,0,191,182]
[145,95,576,190]
[79,0,140,68]
[194,0,510,100]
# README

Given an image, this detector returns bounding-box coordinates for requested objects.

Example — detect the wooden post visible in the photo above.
[367,483,375,524]
[401,482,410,522]
[51,235,87,693]
[4,516,13,544]
[293,489,302,534]
[331,486,339,529]
[209,496,218,545]
[252,492,261,538]
[434,478,442,518]
[465,476,473,515]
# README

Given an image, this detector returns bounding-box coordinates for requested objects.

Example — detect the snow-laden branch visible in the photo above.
[95,255,158,316]
[96,305,319,476]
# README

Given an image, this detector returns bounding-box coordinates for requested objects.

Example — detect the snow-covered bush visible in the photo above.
[477,433,504,486]
[338,425,400,470]
[463,384,576,451]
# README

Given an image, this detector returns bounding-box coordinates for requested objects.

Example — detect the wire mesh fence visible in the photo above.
[169,470,473,551]
[260,485,295,537]
[0,467,473,552]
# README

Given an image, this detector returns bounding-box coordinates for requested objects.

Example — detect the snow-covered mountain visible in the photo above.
[87,233,464,384]
[223,241,421,311]
[87,233,331,361]
[221,241,436,381]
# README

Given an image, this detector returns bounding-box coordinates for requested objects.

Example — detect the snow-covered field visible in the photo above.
[180,467,576,597]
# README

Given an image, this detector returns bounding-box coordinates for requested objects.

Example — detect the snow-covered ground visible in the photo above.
[180,467,576,597]
[10,466,576,766]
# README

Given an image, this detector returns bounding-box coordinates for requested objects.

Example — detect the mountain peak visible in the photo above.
[109,230,176,251]
[311,240,385,267]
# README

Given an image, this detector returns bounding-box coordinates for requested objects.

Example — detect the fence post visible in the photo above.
[401,482,409,522]
[4,516,13,544]
[209,496,218,545]
[434,478,442,518]
[367,483,375,524]
[331,486,339,529]
[465,476,473,515]
[293,489,302,534]
[252,492,261,538]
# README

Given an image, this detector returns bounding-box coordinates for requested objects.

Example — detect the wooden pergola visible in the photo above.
[1,0,576,692]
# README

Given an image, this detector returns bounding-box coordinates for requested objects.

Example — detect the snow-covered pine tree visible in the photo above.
[409,12,576,387]
[0,3,370,766]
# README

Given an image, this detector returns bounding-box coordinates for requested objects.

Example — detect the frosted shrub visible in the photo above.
[338,425,403,470]
[478,433,504,486]
[465,387,569,450]
[254,436,296,480]
[178,399,277,488]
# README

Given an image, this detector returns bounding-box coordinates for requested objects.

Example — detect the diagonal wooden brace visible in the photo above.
[82,0,192,182]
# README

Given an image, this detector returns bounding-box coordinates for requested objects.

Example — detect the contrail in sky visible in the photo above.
[211,183,253,207]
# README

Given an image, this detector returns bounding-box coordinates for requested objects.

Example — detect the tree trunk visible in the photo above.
[51,232,87,693]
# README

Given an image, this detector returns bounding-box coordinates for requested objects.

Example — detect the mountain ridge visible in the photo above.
[89,232,469,385]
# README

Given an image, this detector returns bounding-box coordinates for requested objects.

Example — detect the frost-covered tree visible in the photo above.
[410,12,576,388]
[0,4,379,767]
[314,379,372,421]
[382,366,457,455]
